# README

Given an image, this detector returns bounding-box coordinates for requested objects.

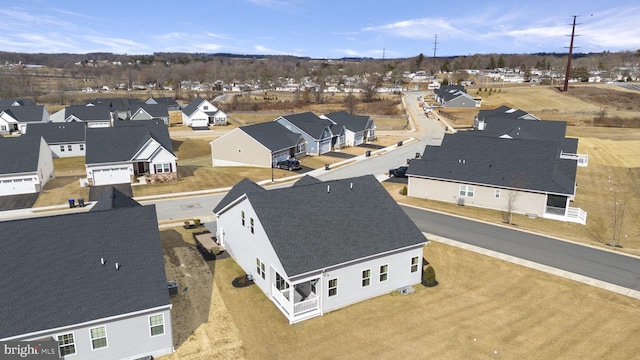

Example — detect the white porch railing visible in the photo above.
[544,206,587,225]
[271,285,291,315]
[294,297,319,315]
[271,285,320,318]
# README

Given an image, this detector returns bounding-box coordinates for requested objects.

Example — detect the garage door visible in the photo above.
[0,178,36,196]
[354,133,364,146]
[319,140,331,154]
[272,151,290,166]
[93,167,130,186]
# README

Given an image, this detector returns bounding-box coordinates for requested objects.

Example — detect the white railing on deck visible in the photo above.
[566,207,587,225]
[294,297,319,315]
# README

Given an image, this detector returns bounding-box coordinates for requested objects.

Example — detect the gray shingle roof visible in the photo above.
[223,175,427,277]
[85,122,174,164]
[89,186,141,212]
[146,97,179,107]
[0,204,169,338]
[65,105,112,121]
[1,105,46,122]
[86,98,143,112]
[292,175,322,187]
[212,178,264,214]
[181,97,206,117]
[408,132,578,195]
[279,112,333,140]
[0,136,43,174]
[24,122,86,144]
[323,111,370,132]
[478,105,532,120]
[472,118,567,141]
[240,122,302,152]
[0,98,36,109]
[131,104,169,119]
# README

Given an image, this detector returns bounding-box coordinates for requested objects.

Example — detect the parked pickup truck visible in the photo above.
[388,166,408,178]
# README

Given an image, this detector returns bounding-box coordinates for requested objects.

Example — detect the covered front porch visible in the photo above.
[543,194,587,225]
[270,270,322,324]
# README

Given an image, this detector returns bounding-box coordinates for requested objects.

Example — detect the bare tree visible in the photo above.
[610,191,627,247]
[503,190,519,225]
[343,93,358,115]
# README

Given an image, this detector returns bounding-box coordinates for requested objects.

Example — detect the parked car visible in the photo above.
[388,166,408,178]
[276,159,301,171]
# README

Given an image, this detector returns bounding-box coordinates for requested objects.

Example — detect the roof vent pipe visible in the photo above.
[115,263,120,270]
[327,185,330,193]
[101,257,105,266]
[350,182,353,189]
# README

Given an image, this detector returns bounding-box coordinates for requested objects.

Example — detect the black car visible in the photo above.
[388,166,408,178]
[276,159,301,171]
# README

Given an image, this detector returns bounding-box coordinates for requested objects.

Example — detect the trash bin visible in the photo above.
[324,164,330,170]
[78,198,85,207]
[365,150,371,157]
[397,141,403,147]
[415,152,421,159]
[407,158,412,164]
[68,199,75,208]
[168,281,178,296]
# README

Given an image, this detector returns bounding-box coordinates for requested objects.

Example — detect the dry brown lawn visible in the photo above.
[162,230,640,360]
[473,84,639,125]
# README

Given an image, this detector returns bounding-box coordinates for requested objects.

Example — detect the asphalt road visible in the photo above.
[402,205,640,292]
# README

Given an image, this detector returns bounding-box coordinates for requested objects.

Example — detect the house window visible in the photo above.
[90,326,108,350]
[459,185,475,198]
[250,217,254,234]
[149,314,164,336]
[203,105,209,110]
[68,145,73,151]
[60,145,65,152]
[380,264,388,282]
[296,143,305,153]
[256,258,265,279]
[241,210,245,226]
[80,144,84,151]
[275,272,289,291]
[155,163,171,173]
[495,189,501,199]
[328,278,338,297]
[411,256,420,273]
[57,333,76,356]
[362,269,371,287]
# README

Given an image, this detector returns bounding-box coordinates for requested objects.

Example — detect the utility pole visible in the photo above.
[433,34,438,66]
[563,15,579,92]
[382,48,385,61]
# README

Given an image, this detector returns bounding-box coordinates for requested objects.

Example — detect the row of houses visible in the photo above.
[210,111,376,168]
[406,105,588,225]
[0,96,228,136]
[0,119,177,196]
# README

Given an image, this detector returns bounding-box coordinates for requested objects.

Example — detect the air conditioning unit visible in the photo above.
[457,197,465,206]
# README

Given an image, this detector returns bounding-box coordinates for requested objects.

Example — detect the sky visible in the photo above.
[1,0,639,59]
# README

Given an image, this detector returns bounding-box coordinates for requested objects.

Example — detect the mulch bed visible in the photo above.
[232,275,255,288]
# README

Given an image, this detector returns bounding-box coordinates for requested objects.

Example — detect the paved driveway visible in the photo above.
[0,193,39,211]
[89,184,133,201]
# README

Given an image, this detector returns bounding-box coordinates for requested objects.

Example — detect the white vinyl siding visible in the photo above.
[459,184,475,198]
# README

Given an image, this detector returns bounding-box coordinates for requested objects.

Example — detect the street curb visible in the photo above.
[425,233,640,300]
